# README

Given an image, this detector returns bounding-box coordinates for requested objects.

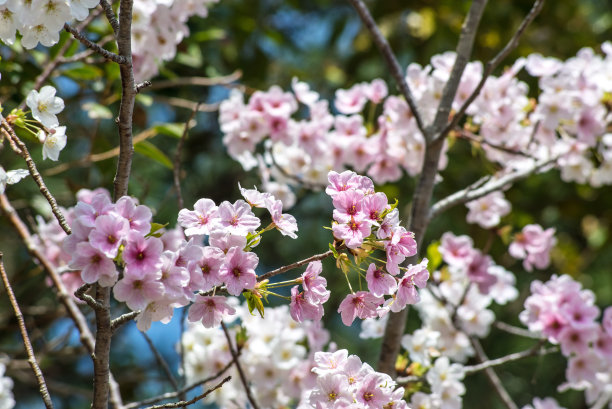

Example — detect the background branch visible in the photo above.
[221,323,260,409]
[0,254,55,409]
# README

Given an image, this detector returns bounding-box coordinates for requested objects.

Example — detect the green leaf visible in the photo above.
[243,291,265,318]
[146,222,168,238]
[62,64,104,81]
[426,241,442,273]
[192,28,227,42]
[134,141,173,169]
[153,123,185,139]
[82,102,113,120]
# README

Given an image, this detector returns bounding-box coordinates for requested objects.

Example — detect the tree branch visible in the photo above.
[0,120,72,235]
[142,376,231,409]
[74,284,105,310]
[428,154,558,221]
[141,332,179,392]
[464,342,557,375]
[173,103,200,210]
[257,250,334,282]
[124,355,236,409]
[438,0,546,140]
[346,0,426,135]
[111,311,140,333]
[470,337,519,409]
[100,0,120,35]
[64,23,127,64]
[0,253,55,409]
[221,322,260,409]
[146,71,243,90]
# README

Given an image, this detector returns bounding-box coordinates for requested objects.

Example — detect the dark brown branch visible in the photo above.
[470,337,519,409]
[142,376,231,409]
[99,0,120,34]
[257,250,334,282]
[141,332,180,391]
[438,0,546,140]
[0,121,71,235]
[124,356,236,409]
[221,323,260,409]
[173,103,200,210]
[377,0,489,376]
[74,284,105,310]
[111,310,141,333]
[346,0,426,134]
[0,253,55,409]
[64,23,126,64]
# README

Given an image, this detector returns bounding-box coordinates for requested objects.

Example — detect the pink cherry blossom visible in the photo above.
[187,295,236,328]
[218,247,259,296]
[266,198,298,239]
[69,242,117,286]
[114,196,152,235]
[384,227,417,275]
[365,263,397,297]
[510,224,556,271]
[332,189,365,223]
[88,214,129,258]
[187,245,225,292]
[301,260,330,304]
[114,269,164,311]
[290,286,324,322]
[465,191,511,229]
[177,198,219,236]
[338,291,383,326]
[391,259,429,313]
[216,200,261,236]
[332,217,371,249]
[123,232,163,277]
[334,83,368,114]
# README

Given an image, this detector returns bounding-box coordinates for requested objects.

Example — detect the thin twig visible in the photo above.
[142,376,231,409]
[100,0,120,34]
[0,194,124,408]
[438,0,546,140]
[64,23,127,64]
[173,103,200,210]
[44,128,158,176]
[464,342,557,375]
[221,323,260,409]
[124,356,236,409]
[153,96,220,112]
[111,310,141,333]
[74,283,105,310]
[494,322,543,339]
[135,81,152,94]
[0,253,54,409]
[470,337,519,409]
[141,332,179,391]
[346,0,426,135]
[457,129,535,158]
[429,154,558,221]
[147,72,243,90]
[0,120,71,235]
[257,250,334,282]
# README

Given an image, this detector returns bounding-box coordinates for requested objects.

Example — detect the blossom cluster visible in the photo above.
[326,170,429,325]
[289,260,330,322]
[301,349,408,409]
[182,302,330,408]
[410,233,517,348]
[131,0,219,81]
[24,85,68,161]
[0,362,15,409]
[0,0,98,48]
[219,44,612,209]
[509,224,556,271]
[408,357,466,409]
[0,0,219,81]
[32,183,296,332]
[521,275,612,407]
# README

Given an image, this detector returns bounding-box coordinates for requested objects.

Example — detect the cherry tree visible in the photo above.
[0,0,610,409]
